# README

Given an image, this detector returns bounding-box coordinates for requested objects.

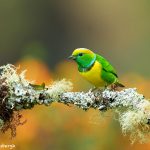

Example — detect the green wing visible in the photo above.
[96,54,118,84]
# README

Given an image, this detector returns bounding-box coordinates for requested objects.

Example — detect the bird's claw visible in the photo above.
[89,87,105,93]
[89,87,97,92]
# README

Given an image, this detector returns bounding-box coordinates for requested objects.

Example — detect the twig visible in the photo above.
[0,64,150,143]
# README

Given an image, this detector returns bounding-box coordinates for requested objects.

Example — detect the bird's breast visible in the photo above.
[79,61,106,87]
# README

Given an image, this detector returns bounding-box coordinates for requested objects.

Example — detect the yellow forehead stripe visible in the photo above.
[72,48,94,56]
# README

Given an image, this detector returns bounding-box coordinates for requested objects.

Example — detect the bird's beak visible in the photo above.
[68,55,76,60]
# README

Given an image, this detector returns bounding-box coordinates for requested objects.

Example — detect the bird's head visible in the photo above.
[68,48,96,68]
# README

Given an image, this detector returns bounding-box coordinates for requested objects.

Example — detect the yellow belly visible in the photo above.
[79,61,106,87]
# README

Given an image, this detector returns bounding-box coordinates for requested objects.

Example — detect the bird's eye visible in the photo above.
[78,53,83,56]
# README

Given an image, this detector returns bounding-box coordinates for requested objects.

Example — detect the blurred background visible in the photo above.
[0,0,150,149]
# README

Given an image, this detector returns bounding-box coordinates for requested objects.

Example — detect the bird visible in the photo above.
[68,48,124,89]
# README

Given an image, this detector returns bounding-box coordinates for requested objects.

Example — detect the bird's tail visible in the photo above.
[115,82,125,88]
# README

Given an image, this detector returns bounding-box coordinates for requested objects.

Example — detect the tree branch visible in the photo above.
[0,64,150,143]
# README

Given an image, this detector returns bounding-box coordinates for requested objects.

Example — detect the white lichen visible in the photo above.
[0,64,73,110]
[119,110,150,143]
[0,64,29,86]
[61,90,98,109]
[46,79,73,100]
[102,88,145,109]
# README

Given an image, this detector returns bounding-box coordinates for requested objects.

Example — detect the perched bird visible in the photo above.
[69,48,124,88]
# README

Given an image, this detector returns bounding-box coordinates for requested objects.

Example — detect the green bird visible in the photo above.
[69,48,124,88]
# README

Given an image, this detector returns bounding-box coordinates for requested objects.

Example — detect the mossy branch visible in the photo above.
[0,64,150,143]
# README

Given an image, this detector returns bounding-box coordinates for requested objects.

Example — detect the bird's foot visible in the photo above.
[89,87,105,93]
[110,81,125,91]
[110,84,124,91]
[110,84,118,91]
[89,87,97,93]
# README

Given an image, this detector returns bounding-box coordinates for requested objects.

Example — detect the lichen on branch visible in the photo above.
[61,88,150,143]
[0,64,73,137]
[0,64,150,143]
